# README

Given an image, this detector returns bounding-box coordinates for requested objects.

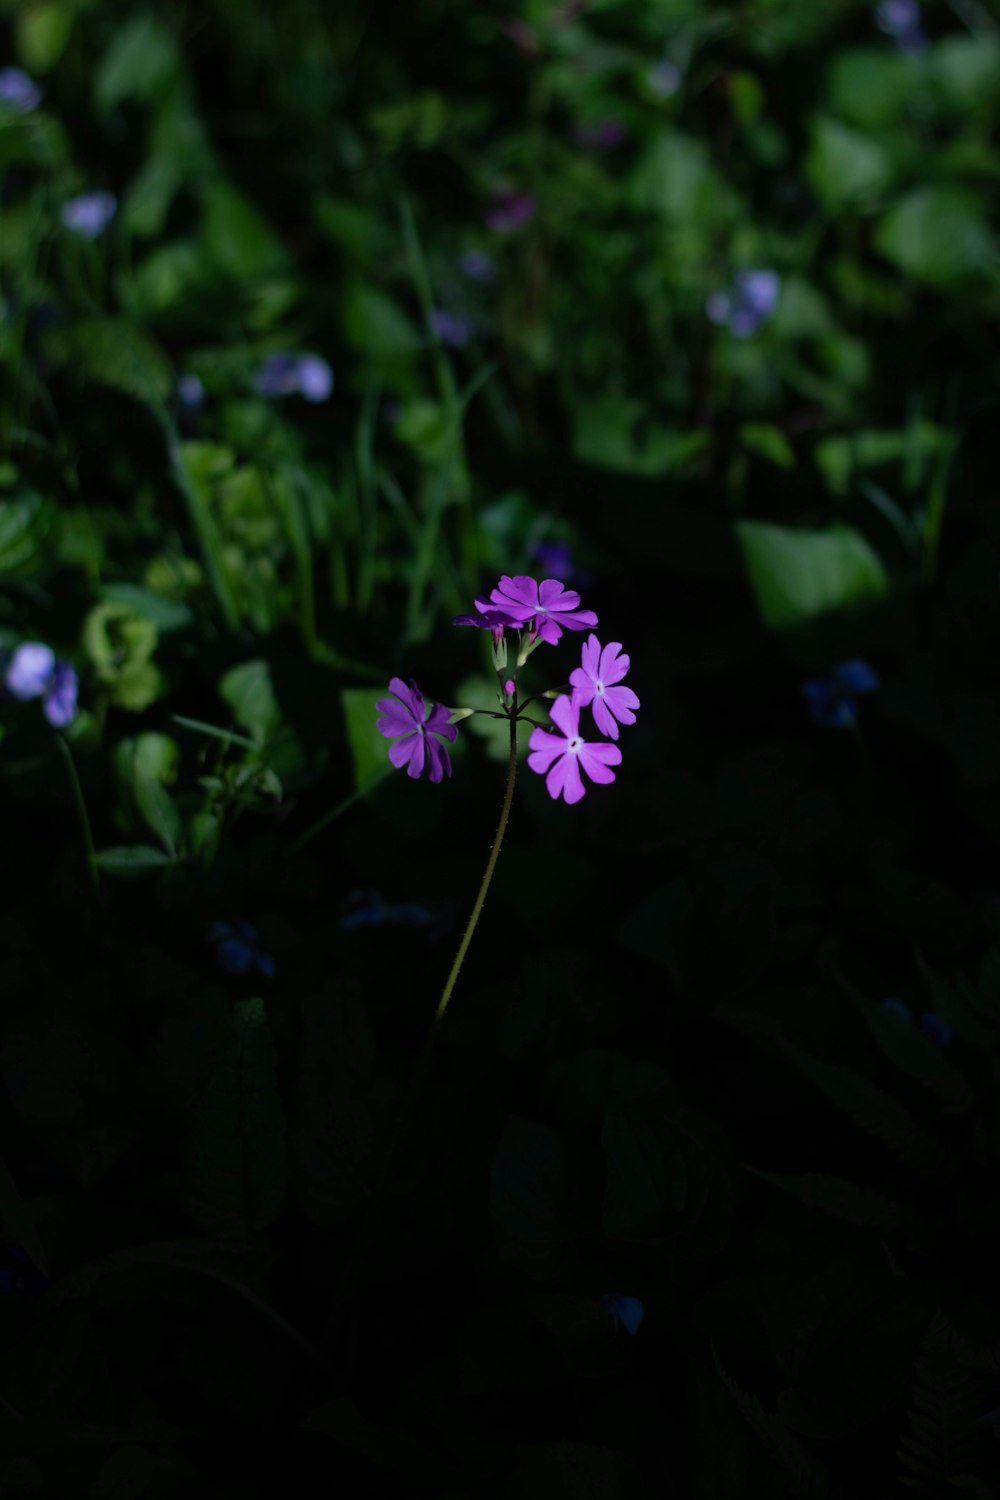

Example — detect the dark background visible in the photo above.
[2,0,1000,1494]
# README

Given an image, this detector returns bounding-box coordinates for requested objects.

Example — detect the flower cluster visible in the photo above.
[4,642,78,727]
[255,352,334,403]
[374,575,639,805]
[802,658,879,730]
[209,920,275,979]
[0,67,42,114]
[707,269,780,338]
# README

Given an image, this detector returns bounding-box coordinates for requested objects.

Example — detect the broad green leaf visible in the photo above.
[930,36,1000,113]
[100,583,192,633]
[876,189,997,290]
[735,520,888,629]
[739,423,795,470]
[201,182,288,280]
[114,733,182,856]
[219,660,279,745]
[572,398,707,477]
[827,48,913,131]
[46,319,172,409]
[84,602,162,711]
[94,15,180,113]
[806,117,893,210]
[341,687,391,791]
[0,492,54,578]
[96,845,176,877]
[16,0,73,73]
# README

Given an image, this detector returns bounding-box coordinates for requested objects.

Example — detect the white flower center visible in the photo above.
[568,736,582,753]
[595,678,605,695]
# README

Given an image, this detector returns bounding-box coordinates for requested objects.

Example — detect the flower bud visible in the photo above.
[449,707,476,723]
[491,630,508,671]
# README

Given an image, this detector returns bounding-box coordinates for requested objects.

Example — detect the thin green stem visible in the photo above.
[55,735,100,895]
[434,713,518,1027]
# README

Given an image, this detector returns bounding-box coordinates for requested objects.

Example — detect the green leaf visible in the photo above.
[739,423,795,470]
[572,397,708,477]
[201,182,288,281]
[930,36,1000,113]
[219,660,280,745]
[806,117,893,210]
[192,998,286,1236]
[839,977,974,1113]
[751,1169,913,1237]
[341,687,391,791]
[94,15,180,113]
[47,319,172,410]
[100,583,192,633]
[0,492,54,579]
[95,845,176,877]
[876,189,998,290]
[735,520,888,629]
[83,602,162,711]
[114,733,182,856]
[16,0,73,73]
[714,1349,841,1500]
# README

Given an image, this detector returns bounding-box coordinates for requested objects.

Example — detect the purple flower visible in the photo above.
[453,603,523,644]
[528,695,622,804]
[209,921,275,979]
[599,1293,643,1335]
[876,0,926,51]
[570,635,639,741]
[429,308,474,348]
[486,192,536,234]
[458,249,497,282]
[375,677,458,784]
[256,353,333,403]
[177,373,205,408]
[573,118,628,150]
[60,191,117,239]
[530,539,575,581]
[0,67,42,113]
[707,269,780,338]
[481,575,598,647]
[5,643,78,728]
[920,1012,953,1048]
[802,658,879,731]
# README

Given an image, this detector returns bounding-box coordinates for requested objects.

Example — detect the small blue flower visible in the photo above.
[0,67,42,113]
[61,191,117,239]
[338,888,449,936]
[209,921,275,979]
[707,269,780,339]
[802,658,879,730]
[5,643,78,728]
[920,1012,954,1048]
[256,353,333,403]
[599,1292,644,1336]
[429,308,474,349]
[458,250,496,283]
[876,0,926,52]
[177,373,205,409]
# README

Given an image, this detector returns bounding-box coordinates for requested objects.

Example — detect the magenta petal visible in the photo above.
[578,743,618,784]
[376,705,417,739]
[579,633,601,679]
[549,694,579,738]
[599,641,628,683]
[405,734,427,778]
[537,617,563,645]
[584,740,622,767]
[425,737,452,782]
[425,702,459,740]
[548,755,585,804]
[606,685,639,724]
[539,578,580,611]
[552,607,598,633]
[388,735,418,769]
[528,728,565,773]
[569,667,596,707]
[490,575,538,614]
[591,695,619,739]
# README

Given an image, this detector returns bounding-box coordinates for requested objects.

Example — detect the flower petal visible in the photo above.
[527,728,565,773]
[569,667,596,707]
[549,607,598,633]
[43,663,78,728]
[490,575,538,614]
[538,578,580,612]
[388,735,419,769]
[376,704,417,739]
[579,633,601,679]
[584,740,623,768]
[591,695,619,739]
[547,753,585,804]
[578,742,618,784]
[6,642,55,700]
[405,734,427,779]
[425,702,459,740]
[599,640,629,683]
[605,685,638,726]
[537,617,563,645]
[387,677,424,720]
[548,694,579,739]
[425,737,452,783]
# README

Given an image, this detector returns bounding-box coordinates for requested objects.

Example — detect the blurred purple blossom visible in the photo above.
[573,118,628,150]
[61,191,117,239]
[486,192,536,233]
[5,643,78,728]
[531,539,575,582]
[599,1293,644,1335]
[802,658,879,730]
[647,59,681,99]
[876,0,926,51]
[0,67,42,113]
[256,352,333,403]
[177,373,205,408]
[429,308,474,348]
[209,920,275,979]
[458,249,497,282]
[707,269,780,338]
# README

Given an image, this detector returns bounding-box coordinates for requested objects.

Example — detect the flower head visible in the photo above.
[802,658,879,730]
[482,575,597,646]
[707,269,780,338]
[376,677,458,783]
[61,191,117,238]
[0,67,42,113]
[599,1292,644,1335]
[530,539,576,581]
[5,642,78,728]
[177,373,205,409]
[429,308,474,348]
[256,352,333,403]
[570,635,639,741]
[528,695,621,804]
[486,192,536,233]
[453,603,523,642]
[876,0,925,50]
[209,921,275,978]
